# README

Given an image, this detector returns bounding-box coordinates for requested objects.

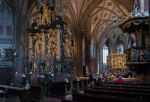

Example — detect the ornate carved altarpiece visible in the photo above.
[25,1,74,81]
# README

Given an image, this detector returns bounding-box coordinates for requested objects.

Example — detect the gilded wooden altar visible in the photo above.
[25,2,74,80]
[107,54,127,70]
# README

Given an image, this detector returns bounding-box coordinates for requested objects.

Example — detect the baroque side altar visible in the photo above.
[25,2,74,81]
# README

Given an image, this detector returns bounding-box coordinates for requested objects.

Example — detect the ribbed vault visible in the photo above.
[62,0,133,33]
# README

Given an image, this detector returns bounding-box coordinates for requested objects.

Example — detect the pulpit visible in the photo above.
[120,16,150,83]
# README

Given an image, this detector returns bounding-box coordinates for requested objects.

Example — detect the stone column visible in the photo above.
[149,0,150,14]
[137,0,144,12]
[82,37,86,66]
[99,42,103,73]
[74,28,83,76]
[139,0,145,13]
[96,42,100,74]
[149,0,150,34]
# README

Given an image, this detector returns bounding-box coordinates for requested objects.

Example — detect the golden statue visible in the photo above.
[63,29,74,57]
[47,29,59,57]
[42,4,50,24]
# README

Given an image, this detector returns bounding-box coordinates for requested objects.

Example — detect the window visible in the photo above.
[6,25,12,36]
[0,1,13,37]
[0,0,14,59]
[103,45,108,64]
[117,44,124,54]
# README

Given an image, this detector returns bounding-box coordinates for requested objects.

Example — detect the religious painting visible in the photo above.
[128,48,150,62]
[143,48,150,61]
[130,49,139,61]
[107,54,127,69]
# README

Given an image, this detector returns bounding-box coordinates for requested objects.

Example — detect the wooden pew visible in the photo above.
[93,86,150,94]
[84,88,150,101]
[30,86,42,102]
[102,83,150,89]
[73,83,150,102]
[48,81,72,97]
[75,93,138,102]
[0,68,13,85]
[0,85,30,102]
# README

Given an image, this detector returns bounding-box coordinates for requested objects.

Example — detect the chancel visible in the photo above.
[0,0,150,102]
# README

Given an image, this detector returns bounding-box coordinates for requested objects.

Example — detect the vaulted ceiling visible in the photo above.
[62,0,134,42]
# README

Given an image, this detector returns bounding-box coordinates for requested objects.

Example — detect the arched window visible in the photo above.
[0,1,13,37]
[117,44,124,54]
[0,0,13,58]
[103,44,108,64]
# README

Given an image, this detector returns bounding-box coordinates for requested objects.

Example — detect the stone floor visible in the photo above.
[0,95,72,102]
[0,97,20,102]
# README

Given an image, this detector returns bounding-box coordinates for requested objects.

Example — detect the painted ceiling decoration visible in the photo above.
[90,0,130,41]
[61,0,133,44]
[63,0,93,20]
[62,0,102,29]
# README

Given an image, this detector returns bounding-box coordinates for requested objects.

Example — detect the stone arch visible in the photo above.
[87,0,133,73]
[59,0,134,75]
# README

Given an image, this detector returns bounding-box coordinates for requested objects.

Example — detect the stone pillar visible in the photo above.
[85,35,91,74]
[149,0,150,13]
[99,43,103,73]
[82,37,86,66]
[74,28,83,76]
[96,43,100,74]
[137,0,144,12]
[149,0,150,34]
[139,0,145,13]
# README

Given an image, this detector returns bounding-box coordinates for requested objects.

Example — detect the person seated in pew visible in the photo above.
[87,73,95,87]
[95,73,107,86]
[115,76,125,84]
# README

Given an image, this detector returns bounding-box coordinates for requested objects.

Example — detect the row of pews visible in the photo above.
[45,77,89,97]
[0,84,30,102]
[73,83,150,102]
[1,78,150,102]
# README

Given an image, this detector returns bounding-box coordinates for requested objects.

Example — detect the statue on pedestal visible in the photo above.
[63,29,74,58]
[41,4,50,24]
